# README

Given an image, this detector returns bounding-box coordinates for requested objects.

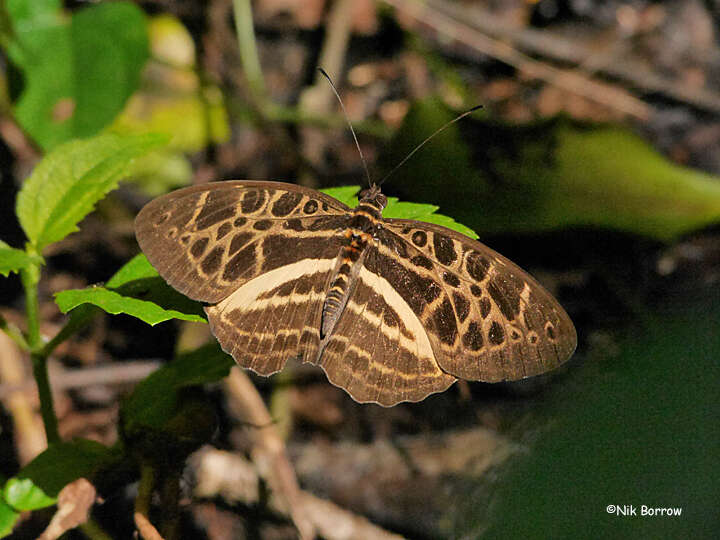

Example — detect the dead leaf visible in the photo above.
[38,478,96,540]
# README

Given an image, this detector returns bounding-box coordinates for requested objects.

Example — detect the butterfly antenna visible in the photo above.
[318,68,373,187]
[377,105,483,186]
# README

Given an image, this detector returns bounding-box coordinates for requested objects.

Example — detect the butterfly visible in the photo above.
[135,180,576,406]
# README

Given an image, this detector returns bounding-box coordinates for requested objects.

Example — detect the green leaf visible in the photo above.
[55,255,205,326]
[16,132,167,252]
[0,240,41,276]
[383,99,720,241]
[7,1,149,149]
[319,186,478,239]
[15,439,115,498]
[5,0,59,33]
[104,252,158,288]
[2,478,55,511]
[0,500,19,538]
[121,343,234,432]
[383,198,478,239]
[320,185,360,207]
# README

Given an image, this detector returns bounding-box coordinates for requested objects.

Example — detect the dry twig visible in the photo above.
[193,447,405,540]
[224,367,316,539]
[0,331,47,464]
[384,0,652,120]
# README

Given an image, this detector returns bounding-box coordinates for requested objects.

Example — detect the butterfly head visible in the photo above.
[358,184,387,212]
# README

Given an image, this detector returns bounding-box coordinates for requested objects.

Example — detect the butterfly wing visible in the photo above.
[372,220,576,383]
[135,180,351,374]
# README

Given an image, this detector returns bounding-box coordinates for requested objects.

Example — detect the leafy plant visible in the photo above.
[0,127,480,537]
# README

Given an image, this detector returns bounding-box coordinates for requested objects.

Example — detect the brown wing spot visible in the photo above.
[233,217,247,227]
[166,227,178,239]
[216,222,232,240]
[303,200,318,214]
[470,284,483,297]
[196,192,238,229]
[463,322,484,351]
[545,322,556,341]
[411,230,427,247]
[364,251,438,316]
[262,235,333,271]
[260,279,295,298]
[283,219,304,231]
[527,331,539,344]
[443,272,460,287]
[253,220,272,231]
[411,255,434,270]
[488,321,505,345]
[308,215,349,231]
[423,281,442,304]
[488,276,522,321]
[383,309,398,328]
[321,202,329,211]
[241,190,266,214]
[271,191,303,217]
[479,297,492,318]
[466,251,491,281]
[155,212,170,226]
[401,226,411,234]
[453,292,470,322]
[201,246,224,275]
[295,276,313,295]
[510,327,522,341]
[433,233,457,265]
[179,234,191,245]
[190,237,209,258]
[223,243,256,281]
[433,298,458,345]
[229,232,253,256]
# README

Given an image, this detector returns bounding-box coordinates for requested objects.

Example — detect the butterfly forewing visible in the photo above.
[379,220,577,382]
[135,181,350,303]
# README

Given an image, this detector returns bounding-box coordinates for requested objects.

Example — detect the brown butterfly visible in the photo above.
[135,180,576,406]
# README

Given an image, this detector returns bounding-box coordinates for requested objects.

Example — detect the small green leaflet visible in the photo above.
[0,241,41,277]
[55,254,205,325]
[0,499,19,539]
[14,439,115,498]
[320,186,479,239]
[1,478,55,511]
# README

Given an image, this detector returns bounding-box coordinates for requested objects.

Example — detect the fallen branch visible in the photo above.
[224,367,315,539]
[384,0,651,119]
[193,447,405,540]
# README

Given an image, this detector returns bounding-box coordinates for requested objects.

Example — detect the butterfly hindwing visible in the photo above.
[319,257,456,406]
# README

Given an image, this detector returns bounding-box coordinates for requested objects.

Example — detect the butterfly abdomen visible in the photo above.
[320,223,374,337]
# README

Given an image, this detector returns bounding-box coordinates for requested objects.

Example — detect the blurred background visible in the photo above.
[0,0,719,538]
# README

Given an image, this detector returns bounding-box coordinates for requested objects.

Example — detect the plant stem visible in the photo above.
[0,313,30,351]
[20,263,41,350]
[21,261,60,444]
[232,0,266,105]
[31,351,59,444]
